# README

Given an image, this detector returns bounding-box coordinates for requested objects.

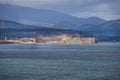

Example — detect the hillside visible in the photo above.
[78,19,120,41]
[0,20,88,39]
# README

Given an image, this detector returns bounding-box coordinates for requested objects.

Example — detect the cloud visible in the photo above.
[0,0,120,20]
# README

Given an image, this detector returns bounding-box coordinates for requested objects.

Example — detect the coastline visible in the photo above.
[0,41,96,45]
[0,34,96,44]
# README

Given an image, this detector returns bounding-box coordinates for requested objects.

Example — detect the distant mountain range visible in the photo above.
[0,4,120,41]
[0,4,106,26]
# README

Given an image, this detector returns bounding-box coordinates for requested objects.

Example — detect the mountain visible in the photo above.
[85,17,106,25]
[0,4,106,26]
[78,19,120,41]
[0,20,45,29]
[54,21,78,29]
[98,19,120,41]
[0,20,88,38]
[53,17,106,29]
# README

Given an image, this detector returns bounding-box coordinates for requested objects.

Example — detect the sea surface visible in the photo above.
[0,43,120,80]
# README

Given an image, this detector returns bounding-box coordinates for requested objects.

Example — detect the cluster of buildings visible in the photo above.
[0,34,96,44]
[37,34,96,44]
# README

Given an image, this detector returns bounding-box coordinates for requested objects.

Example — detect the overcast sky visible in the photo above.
[0,0,120,20]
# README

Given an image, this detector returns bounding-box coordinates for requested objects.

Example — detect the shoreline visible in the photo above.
[0,42,120,45]
[0,42,96,45]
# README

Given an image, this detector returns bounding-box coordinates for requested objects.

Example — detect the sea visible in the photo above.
[0,42,120,80]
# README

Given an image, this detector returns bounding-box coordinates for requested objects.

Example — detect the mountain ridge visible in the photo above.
[0,4,106,25]
[0,20,90,39]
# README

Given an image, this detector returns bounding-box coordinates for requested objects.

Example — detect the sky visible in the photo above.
[0,0,120,20]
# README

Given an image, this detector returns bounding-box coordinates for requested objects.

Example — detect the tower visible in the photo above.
[5,36,7,40]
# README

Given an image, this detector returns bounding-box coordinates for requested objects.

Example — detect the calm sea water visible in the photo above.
[0,43,120,80]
